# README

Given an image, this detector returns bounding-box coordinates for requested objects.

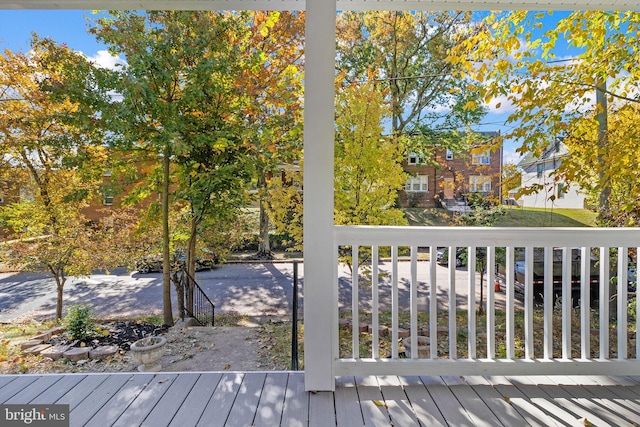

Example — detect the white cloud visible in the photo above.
[484,92,517,114]
[87,50,126,70]
[503,149,522,165]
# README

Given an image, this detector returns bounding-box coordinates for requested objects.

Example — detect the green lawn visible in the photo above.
[495,206,597,227]
[403,207,597,227]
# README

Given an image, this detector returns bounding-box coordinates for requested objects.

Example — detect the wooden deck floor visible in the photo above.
[2,372,640,426]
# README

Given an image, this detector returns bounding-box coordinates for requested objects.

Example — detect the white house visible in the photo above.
[517,140,587,209]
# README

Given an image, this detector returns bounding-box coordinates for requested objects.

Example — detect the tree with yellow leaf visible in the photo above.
[239,11,304,259]
[454,11,640,225]
[336,11,488,162]
[0,37,123,319]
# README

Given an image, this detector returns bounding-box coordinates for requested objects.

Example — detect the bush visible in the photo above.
[64,304,96,341]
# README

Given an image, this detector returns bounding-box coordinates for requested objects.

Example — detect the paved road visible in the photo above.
[0,261,517,322]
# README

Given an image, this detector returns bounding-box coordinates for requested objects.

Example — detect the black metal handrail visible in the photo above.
[180,270,215,326]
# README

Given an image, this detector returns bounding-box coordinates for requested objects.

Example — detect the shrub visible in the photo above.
[64,304,96,341]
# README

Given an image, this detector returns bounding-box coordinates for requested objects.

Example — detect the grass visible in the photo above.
[403,207,598,227]
[494,207,597,227]
[0,320,58,369]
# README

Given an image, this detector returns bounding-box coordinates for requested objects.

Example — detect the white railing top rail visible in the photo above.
[335,225,640,248]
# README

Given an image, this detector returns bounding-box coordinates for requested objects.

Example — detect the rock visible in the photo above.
[403,336,430,359]
[358,323,369,333]
[40,345,71,360]
[22,344,52,355]
[32,331,52,341]
[20,339,43,350]
[63,347,91,362]
[368,325,389,336]
[90,345,119,360]
[47,326,65,336]
[397,328,410,338]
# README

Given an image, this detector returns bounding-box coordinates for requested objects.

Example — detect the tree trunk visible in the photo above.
[50,265,66,320]
[174,272,185,321]
[185,216,198,314]
[256,173,273,259]
[55,275,65,320]
[161,149,174,326]
[596,79,611,223]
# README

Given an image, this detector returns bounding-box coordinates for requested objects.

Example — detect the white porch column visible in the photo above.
[303,0,337,392]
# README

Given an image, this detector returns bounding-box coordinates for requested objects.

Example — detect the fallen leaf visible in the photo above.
[503,396,511,404]
[579,418,593,426]
[373,400,387,408]
[224,364,231,370]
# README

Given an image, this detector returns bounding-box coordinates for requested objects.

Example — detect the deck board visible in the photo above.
[254,372,288,427]
[487,376,566,427]
[82,373,154,427]
[175,372,222,427]
[308,391,335,427]
[67,374,131,427]
[402,376,447,427]
[141,373,200,427]
[377,375,419,426]
[54,374,110,411]
[224,372,266,427]
[445,380,503,427]
[334,377,364,427]
[3,374,62,404]
[355,375,391,427]
[420,375,477,426]
[0,375,38,403]
[280,371,309,427]
[463,376,528,426]
[113,373,178,427]
[30,374,87,404]
[2,372,640,426]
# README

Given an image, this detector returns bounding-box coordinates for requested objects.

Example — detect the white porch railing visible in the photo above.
[333,226,640,377]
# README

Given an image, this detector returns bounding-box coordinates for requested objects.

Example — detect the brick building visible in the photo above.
[399,131,503,208]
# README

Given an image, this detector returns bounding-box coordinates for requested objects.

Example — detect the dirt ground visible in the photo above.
[157,325,281,372]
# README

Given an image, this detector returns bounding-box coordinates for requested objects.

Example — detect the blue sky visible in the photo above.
[0,10,104,55]
[0,10,577,164]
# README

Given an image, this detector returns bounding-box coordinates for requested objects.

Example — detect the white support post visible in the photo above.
[618,247,628,359]
[599,247,610,360]
[506,246,515,359]
[580,246,590,359]
[391,246,399,359]
[524,246,534,359]
[562,247,571,359]
[467,246,476,359]
[303,0,337,392]
[544,247,553,359]
[486,246,495,360]
[410,246,419,359]
[372,245,380,358]
[449,246,457,359]
[430,245,438,359]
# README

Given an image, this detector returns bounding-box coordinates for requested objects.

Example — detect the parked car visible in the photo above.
[135,250,218,274]
[435,247,467,267]
[510,248,635,303]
